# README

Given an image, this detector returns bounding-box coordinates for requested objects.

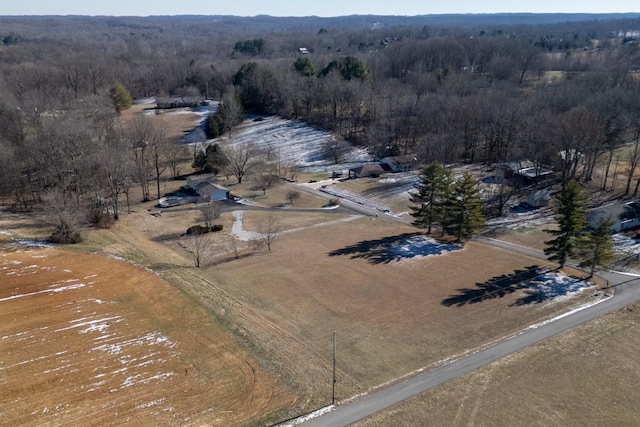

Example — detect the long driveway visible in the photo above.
[300,237,640,427]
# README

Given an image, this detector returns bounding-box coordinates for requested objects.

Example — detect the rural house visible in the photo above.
[588,201,640,232]
[156,96,204,109]
[187,174,230,202]
[380,154,418,173]
[348,163,386,178]
[494,160,553,184]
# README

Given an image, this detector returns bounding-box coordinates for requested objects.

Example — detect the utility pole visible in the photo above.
[332,331,336,405]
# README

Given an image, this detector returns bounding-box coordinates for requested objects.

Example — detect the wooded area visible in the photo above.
[1,13,640,241]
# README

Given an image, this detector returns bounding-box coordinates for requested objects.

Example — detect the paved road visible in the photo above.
[301,238,640,427]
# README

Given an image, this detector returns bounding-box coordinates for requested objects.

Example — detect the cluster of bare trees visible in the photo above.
[1,14,640,240]
[0,96,187,240]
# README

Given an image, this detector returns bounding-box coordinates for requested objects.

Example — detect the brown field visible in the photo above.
[0,194,606,424]
[203,216,604,396]
[0,242,296,426]
[1,107,626,425]
[354,303,640,427]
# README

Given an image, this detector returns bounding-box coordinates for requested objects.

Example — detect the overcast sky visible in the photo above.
[1,0,638,17]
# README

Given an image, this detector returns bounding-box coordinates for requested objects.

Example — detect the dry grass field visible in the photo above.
[204,215,604,397]
[354,303,640,427]
[0,190,605,424]
[1,105,628,426]
[0,242,295,426]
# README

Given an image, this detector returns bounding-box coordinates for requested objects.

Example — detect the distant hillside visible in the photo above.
[1,13,639,39]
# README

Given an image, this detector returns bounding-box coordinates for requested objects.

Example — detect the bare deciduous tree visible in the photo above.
[223,142,261,184]
[43,189,83,244]
[286,190,300,205]
[257,212,282,251]
[183,231,210,268]
[200,202,221,229]
[252,169,278,195]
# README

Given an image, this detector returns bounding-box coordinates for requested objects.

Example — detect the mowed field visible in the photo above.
[209,214,604,399]
[354,303,640,427]
[0,241,295,426]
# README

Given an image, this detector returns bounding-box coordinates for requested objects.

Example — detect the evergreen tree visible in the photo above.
[578,217,614,278]
[204,143,229,174]
[442,172,485,243]
[544,180,589,268]
[191,149,208,171]
[409,161,451,234]
[108,81,133,114]
[292,57,316,77]
[322,56,369,81]
[204,113,223,139]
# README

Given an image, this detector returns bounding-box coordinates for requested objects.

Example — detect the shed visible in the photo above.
[526,189,551,208]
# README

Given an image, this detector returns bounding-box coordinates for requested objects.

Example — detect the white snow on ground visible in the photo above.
[280,405,335,426]
[389,235,461,260]
[612,233,640,256]
[486,205,555,231]
[211,116,372,171]
[521,270,593,303]
[0,229,51,248]
[134,98,155,105]
[0,282,87,303]
[528,293,613,330]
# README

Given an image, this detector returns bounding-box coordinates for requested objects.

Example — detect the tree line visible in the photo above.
[0,14,640,243]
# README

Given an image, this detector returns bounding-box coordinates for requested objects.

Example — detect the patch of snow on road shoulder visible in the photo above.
[527,293,613,330]
[281,405,335,426]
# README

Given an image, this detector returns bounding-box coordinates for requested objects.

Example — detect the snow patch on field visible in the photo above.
[521,271,592,303]
[612,234,640,256]
[204,116,372,171]
[390,236,461,260]
[0,282,87,303]
[486,205,554,231]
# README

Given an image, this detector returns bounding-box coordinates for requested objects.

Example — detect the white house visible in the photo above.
[380,154,418,173]
[588,201,640,232]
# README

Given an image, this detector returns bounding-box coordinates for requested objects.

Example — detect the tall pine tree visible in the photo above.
[544,180,589,268]
[578,217,614,277]
[442,172,485,243]
[409,161,451,234]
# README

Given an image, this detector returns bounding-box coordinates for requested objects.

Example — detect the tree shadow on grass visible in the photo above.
[442,265,544,307]
[511,273,591,306]
[443,266,593,307]
[327,232,462,265]
[149,232,184,242]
